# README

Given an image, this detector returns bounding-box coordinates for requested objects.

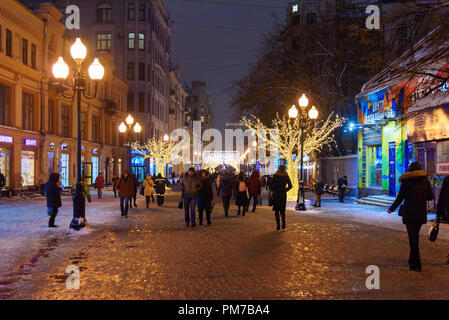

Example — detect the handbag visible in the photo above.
[428,221,439,242]
[398,205,405,217]
[47,207,53,216]
[139,185,145,196]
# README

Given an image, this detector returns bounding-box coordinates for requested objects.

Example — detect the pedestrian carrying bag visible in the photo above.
[428,221,439,242]
[47,208,53,216]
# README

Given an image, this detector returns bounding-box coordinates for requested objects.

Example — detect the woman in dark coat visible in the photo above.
[388,162,434,271]
[270,165,292,231]
[235,172,249,216]
[218,171,233,217]
[197,169,213,225]
[45,173,62,228]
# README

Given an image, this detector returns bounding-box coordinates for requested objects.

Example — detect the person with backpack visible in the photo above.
[218,170,234,217]
[235,172,249,216]
[388,162,434,272]
[154,173,168,206]
[45,173,62,228]
[270,165,293,231]
[142,173,155,208]
[312,178,324,207]
[94,172,105,199]
[248,170,261,212]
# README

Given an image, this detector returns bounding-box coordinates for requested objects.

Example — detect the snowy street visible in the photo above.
[1,190,449,299]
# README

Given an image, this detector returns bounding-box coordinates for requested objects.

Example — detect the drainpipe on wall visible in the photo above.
[39,19,49,188]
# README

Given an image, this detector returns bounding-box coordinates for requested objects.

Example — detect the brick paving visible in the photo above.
[3,191,449,300]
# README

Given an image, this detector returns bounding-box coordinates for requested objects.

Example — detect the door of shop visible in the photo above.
[60,153,69,187]
[389,142,396,197]
[83,162,92,186]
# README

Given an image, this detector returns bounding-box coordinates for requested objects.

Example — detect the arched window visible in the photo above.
[97,3,112,23]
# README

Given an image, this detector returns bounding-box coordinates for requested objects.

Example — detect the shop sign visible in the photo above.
[131,156,145,166]
[131,149,147,155]
[0,135,13,144]
[92,148,98,154]
[24,138,37,146]
[437,162,449,175]
[49,142,55,150]
[61,144,68,151]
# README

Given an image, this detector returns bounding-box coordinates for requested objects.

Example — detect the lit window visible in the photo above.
[96,33,111,51]
[292,4,299,13]
[128,32,135,50]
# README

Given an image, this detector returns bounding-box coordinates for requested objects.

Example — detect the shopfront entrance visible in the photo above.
[60,153,69,187]
[82,162,92,185]
[21,150,35,187]
[366,145,382,188]
[0,147,11,188]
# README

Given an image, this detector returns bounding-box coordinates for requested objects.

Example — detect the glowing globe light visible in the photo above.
[299,94,309,108]
[119,122,127,133]
[134,122,142,133]
[309,106,319,120]
[126,114,134,125]
[52,57,69,79]
[163,134,169,142]
[88,58,104,80]
[70,38,87,62]
[289,105,298,119]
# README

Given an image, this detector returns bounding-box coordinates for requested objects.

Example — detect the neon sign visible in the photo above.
[24,138,37,146]
[0,135,13,143]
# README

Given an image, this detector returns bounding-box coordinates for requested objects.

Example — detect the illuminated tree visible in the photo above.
[241,112,345,200]
[130,137,183,178]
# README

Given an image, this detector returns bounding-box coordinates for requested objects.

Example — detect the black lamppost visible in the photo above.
[52,38,105,230]
[288,94,319,212]
[118,114,142,173]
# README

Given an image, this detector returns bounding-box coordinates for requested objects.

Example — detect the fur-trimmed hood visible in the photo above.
[399,170,427,182]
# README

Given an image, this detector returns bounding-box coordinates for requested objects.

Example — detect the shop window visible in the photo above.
[60,153,69,187]
[0,83,10,126]
[92,156,99,181]
[21,150,35,187]
[97,3,112,23]
[22,92,34,131]
[0,148,11,187]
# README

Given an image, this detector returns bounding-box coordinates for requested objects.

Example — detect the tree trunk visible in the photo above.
[287,157,298,201]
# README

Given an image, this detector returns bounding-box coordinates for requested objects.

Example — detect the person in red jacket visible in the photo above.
[94,173,105,199]
[248,170,261,212]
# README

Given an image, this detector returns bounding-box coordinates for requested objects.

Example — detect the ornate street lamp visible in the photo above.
[52,38,104,230]
[118,114,142,172]
[288,94,319,211]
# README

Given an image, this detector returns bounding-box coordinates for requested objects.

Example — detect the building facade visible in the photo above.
[185,81,214,132]
[0,1,128,191]
[33,0,173,142]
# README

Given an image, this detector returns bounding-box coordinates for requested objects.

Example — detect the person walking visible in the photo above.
[388,162,434,272]
[45,173,62,228]
[248,170,261,212]
[0,171,5,202]
[436,175,449,264]
[112,174,119,198]
[155,173,168,206]
[197,169,213,226]
[143,173,155,208]
[218,170,233,217]
[117,170,134,217]
[94,173,105,199]
[129,173,139,208]
[312,178,324,207]
[337,176,348,203]
[270,165,293,231]
[235,172,249,216]
[181,168,201,227]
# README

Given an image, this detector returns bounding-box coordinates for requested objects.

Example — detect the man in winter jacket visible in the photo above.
[388,162,434,271]
[181,168,201,227]
[312,178,324,207]
[45,173,62,228]
[129,173,139,208]
[94,173,105,199]
[248,170,261,212]
[117,170,134,217]
[337,176,348,202]
[154,174,168,206]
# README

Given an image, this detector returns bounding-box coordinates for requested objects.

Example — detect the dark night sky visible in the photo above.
[164,0,293,132]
